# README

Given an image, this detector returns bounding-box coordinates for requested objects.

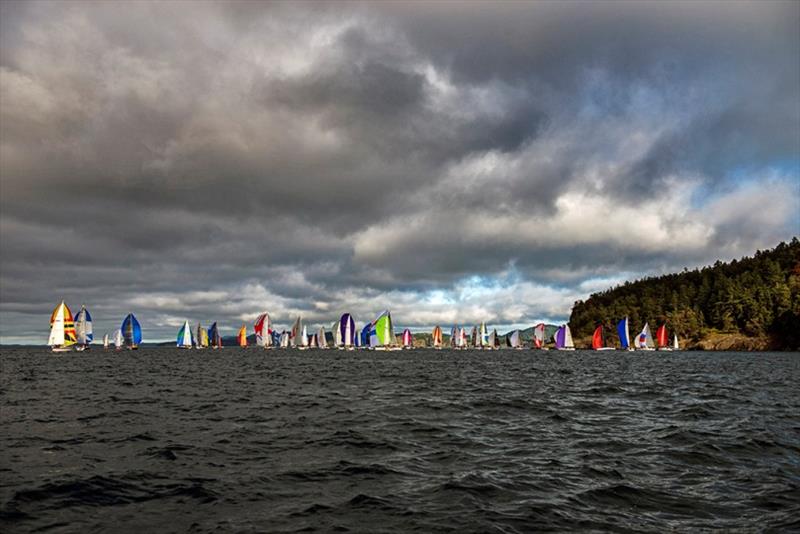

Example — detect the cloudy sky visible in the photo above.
[1,1,798,343]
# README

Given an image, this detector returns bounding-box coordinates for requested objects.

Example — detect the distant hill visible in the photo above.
[569,239,800,350]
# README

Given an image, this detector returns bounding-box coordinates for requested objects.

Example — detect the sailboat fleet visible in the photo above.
[46,301,680,353]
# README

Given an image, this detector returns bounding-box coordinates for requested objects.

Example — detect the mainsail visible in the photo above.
[113,329,123,350]
[48,301,77,350]
[74,305,93,347]
[177,320,193,348]
[121,313,142,349]
[103,333,109,349]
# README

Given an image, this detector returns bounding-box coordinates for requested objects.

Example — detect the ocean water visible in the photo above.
[1,348,798,533]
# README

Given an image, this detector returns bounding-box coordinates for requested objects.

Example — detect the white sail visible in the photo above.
[74,305,93,346]
[564,325,575,349]
[333,321,342,347]
[318,327,328,348]
[510,330,521,348]
[673,334,679,350]
[103,333,109,349]
[48,303,65,347]
[113,329,123,349]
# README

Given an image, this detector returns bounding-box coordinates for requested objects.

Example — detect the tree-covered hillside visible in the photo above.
[569,239,800,350]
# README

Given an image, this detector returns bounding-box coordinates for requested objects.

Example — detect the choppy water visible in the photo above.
[1,348,799,532]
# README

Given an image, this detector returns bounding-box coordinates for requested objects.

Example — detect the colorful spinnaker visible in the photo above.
[656,324,672,351]
[254,313,272,348]
[617,317,632,350]
[209,322,222,349]
[636,323,655,350]
[177,320,193,348]
[370,310,396,349]
[432,326,443,348]
[592,325,614,350]
[121,313,142,350]
[554,324,575,350]
[402,328,413,348]
[49,301,77,352]
[340,313,355,347]
[533,323,546,349]
[238,324,247,347]
[196,322,209,349]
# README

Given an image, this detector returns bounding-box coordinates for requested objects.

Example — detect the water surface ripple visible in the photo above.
[2,349,799,532]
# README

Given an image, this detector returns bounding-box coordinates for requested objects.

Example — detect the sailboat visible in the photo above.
[333,320,343,349]
[616,317,634,351]
[208,322,222,349]
[196,322,209,349]
[480,322,489,349]
[401,328,413,349]
[340,313,355,349]
[308,332,318,348]
[113,329,123,350]
[509,330,523,349]
[432,326,443,349]
[370,310,400,350]
[103,333,109,350]
[656,324,672,351]
[450,326,459,348]
[177,320,193,349]
[460,327,468,349]
[484,330,499,350]
[74,305,93,351]
[280,331,290,348]
[238,324,247,348]
[673,334,680,350]
[121,313,142,350]
[49,301,77,352]
[533,323,549,350]
[592,325,615,351]
[254,312,272,349]
[318,326,328,349]
[636,323,656,351]
[290,317,303,348]
[554,324,576,351]
[299,324,309,350]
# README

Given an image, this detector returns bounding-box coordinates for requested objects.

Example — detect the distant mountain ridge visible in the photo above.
[569,239,800,350]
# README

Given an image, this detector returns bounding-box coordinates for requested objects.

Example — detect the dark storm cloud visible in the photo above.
[1,0,798,341]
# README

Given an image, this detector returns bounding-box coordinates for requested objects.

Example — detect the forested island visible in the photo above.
[570,239,800,350]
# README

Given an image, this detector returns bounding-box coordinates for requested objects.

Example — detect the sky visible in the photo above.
[1,0,799,343]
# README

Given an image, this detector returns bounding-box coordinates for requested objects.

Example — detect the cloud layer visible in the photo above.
[1,1,798,342]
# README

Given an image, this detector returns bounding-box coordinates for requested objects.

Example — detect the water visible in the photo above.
[1,348,799,532]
